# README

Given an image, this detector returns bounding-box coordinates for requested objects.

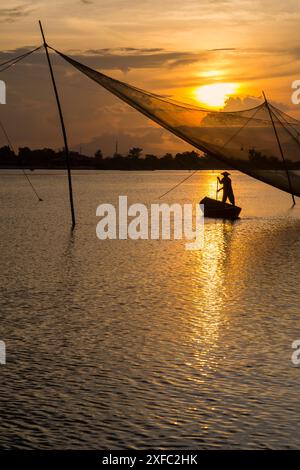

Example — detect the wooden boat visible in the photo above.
[200,197,241,220]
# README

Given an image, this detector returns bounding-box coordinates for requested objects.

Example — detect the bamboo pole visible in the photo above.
[263,90,295,205]
[39,20,76,227]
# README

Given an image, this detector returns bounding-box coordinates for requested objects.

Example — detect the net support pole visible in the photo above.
[263,91,296,205]
[39,20,76,228]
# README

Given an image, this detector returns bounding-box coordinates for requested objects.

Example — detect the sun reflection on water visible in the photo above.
[186,219,236,373]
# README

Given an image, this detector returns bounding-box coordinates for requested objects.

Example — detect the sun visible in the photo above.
[194,83,239,108]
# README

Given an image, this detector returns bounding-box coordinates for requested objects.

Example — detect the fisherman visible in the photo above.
[217,171,235,205]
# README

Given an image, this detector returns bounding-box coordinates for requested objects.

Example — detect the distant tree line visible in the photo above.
[0,146,227,170]
[0,145,299,170]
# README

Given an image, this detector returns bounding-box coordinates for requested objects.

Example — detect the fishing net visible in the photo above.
[54,48,300,197]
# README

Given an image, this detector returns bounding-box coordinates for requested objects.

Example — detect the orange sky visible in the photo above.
[1,0,300,155]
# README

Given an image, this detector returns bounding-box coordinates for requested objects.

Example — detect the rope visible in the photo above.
[0,119,43,202]
[0,46,42,73]
[269,104,300,146]
[220,104,263,150]
[158,169,198,199]
[0,45,44,201]
[158,105,263,199]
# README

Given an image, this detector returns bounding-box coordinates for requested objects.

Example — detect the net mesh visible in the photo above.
[54,48,300,197]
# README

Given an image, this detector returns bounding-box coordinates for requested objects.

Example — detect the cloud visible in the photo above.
[5,43,296,82]
[63,50,202,73]
[0,46,218,73]
[0,3,34,23]
[209,48,236,52]
[1,42,299,153]
[86,47,165,55]
[223,95,262,111]
[223,95,291,112]
[80,127,191,156]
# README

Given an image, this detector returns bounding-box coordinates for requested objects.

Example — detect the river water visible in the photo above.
[0,170,300,449]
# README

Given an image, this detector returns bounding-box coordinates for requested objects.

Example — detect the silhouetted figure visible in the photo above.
[217,171,235,205]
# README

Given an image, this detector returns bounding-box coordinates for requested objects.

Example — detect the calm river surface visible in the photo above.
[0,170,300,449]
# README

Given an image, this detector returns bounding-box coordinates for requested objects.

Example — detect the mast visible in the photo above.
[39,20,76,228]
[263,91,295,205]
